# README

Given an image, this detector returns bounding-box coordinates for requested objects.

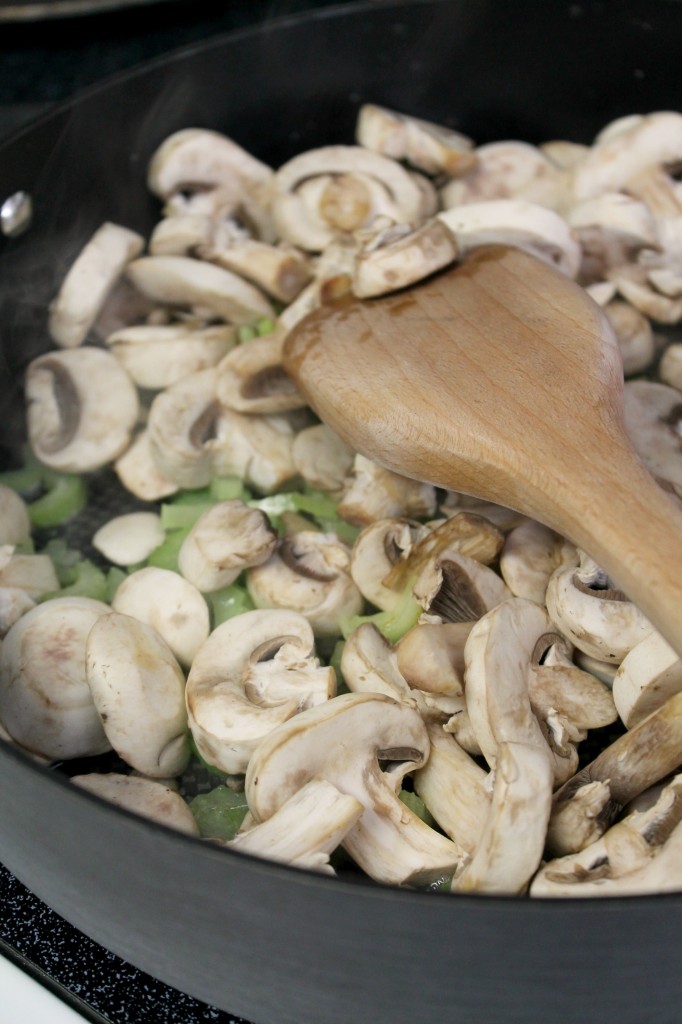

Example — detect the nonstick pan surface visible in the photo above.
[1,2,682,1023]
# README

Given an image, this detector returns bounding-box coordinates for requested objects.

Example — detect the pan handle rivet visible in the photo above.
[1,191,33,238]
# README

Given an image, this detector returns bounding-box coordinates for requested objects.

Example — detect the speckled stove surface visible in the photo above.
[0,864,250,1023]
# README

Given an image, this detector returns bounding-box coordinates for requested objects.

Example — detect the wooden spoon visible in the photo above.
[283,245,682,657]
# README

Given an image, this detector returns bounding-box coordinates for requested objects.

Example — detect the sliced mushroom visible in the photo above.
[413,550,510,623]
[148,213,214,255]
[291,423,355,495]
[272,146,426,252]
[0,587,35,637]
[533,774,682,896]
[440,140,566,210]
[178,500,277,592]
[185,609,334,774]
[215,332,306,414]
[200,235,313,304]
[0,546,59,599]
[608,262,682,324]
[438,200,580,277]
[356,103,475,177]
[0,486,30,546]
[623,379,682,498]
[86,612,190,777]
[26,347,139,473]
[545,552,655,664]
[247,531,363,637]
[340,622,417,706]
[73,773,199,835]
[48,222,145,348]
[396,620,474,697]
[126,255,274,325]
[565,193,659,283]
[352,219,458,298]
[604,299,656,376]
[547,689,682,855]
[210,408,298,494]
[499,519,577,605]
[659,343,682,392]
[114,430,179,502]
[349,517,431,612]
[0,597,111,760]
[146,367,218,488]
[229,777,363,874]
[612,630,682,729]
[106,322,236,390]
[338,455,437,526]
[245,691,462,886]
[92,512,165,567]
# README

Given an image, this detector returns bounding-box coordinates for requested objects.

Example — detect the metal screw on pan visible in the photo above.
[0,190,32,237]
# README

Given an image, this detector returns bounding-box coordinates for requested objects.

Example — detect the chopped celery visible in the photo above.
[210,476,251,502]
[209,582,255,627]
[255,316,275,336]
[237,324,257,343]
[190,786,249,841]
[399,790,436,829]
[188,734,228,779]
[145,528,190,572]
[0,458,43,494]
[318,516,360,546]
[160,502,213,531]
[340,583,421,644]
[28,473,86,528]
[41,559,108,602]
[42,538,83,585]
[105,567,128,603]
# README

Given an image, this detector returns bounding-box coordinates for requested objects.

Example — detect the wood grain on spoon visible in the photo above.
[283,245,682,657]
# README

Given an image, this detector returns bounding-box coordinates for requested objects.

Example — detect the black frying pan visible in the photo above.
[1,2,682,1022]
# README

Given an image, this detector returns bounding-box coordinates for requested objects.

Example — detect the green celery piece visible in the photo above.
[28,473,86,528]
[0,446,44,494]
[399,790,436,829]
[160,502,213,531]
[41,559,108,602]
[105,567,128,603]
[255,316,275,336]
[166,486,214,505]
[328,639,349,695]
[237,325,257,343]
[318,516,360,546]
[209,583,255,627]
[42,538,82,585]
[340,583,421,644]
[188,735,228,779]
[210,476,252,502]
[146,528,190,572]
[189,787,249,841]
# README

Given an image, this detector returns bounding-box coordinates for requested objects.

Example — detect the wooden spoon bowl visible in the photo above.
[283,245,682,656]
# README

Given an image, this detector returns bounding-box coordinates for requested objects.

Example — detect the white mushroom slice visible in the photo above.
[0,548,59,599]
[229,778,363,874]
[149,214,214,255]
[247,531,363,637]
[185,609,334,775]
[200,236,312,304]
[147,367,218,489]
[349,517,431,612]
[412,720,490,855]
[439,492,528,532]
[92,512,165,567]
[178,500,276,593]
[499,519,577,605]
[48,222,145,348]
[533,775,682,897]
[272,146,425,252]
[26,347,139,473]
[623,380,682,498]
[585,280,617,306]
[397,621,474,697]
[604,299,656,376]
[86,613,189,777]
[438,200,580,278]
[659,343,682,391]
[0,597,111,760]
[0,486,30,546]
[352,219,458,298]
[463,598,555,771]
[106,323,236,390]
[547,689,682,855]
[572,111,682,202]
[73,773,199,835]
[0,587,35,637]
[291,423,355,495]
[540,140,589,169]
[126,256,274,326]
[565,193,659,282]
[210,409,298,494]
[215,333,305,414]
[443,706,482,756]
[340,623,416,706]
[356,103,475,176]
[413,550,510,623]
[545,553,655,664]
[245,691,462,886]
[276,236,358,335]
[114,430,179,502]
[440,141,566,210]
[338,455,437,526]
[452,741,553,894]
[612,631,682,729]
[111,567,209,669]
[608,263,682,324]
[147,128,274,239]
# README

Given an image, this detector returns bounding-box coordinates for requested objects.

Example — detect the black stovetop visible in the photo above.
[0,4,352,1020]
